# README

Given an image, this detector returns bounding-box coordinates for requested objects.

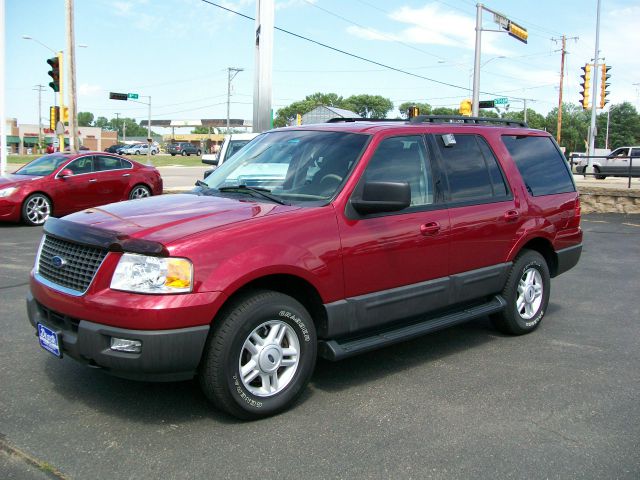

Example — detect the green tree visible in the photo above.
[94,116,110,129]
[503,109,546,130]
[595,102,640,149]
[430,107,457,115]
[343,94,393,118]
[546,103,590,153]
[191,126,211,134]
[273,92,345,127]
[77,111,94,127]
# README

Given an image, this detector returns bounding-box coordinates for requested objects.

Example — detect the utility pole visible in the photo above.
[1,0,7,176]
[472,3,483,117]
[227,67,243,134]
[33,84,45,152]
[65,0,78,152]
[552,35,578,144]
[587,0,602,166]
[253,0,274,132]
[114,112,120,142]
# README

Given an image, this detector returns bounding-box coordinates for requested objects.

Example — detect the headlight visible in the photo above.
[0,187,17,198]
[110,253,193,294]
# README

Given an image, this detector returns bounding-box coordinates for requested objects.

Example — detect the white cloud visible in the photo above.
[113,1,133,17]
[347,3,507,56]
[79,84,102,97]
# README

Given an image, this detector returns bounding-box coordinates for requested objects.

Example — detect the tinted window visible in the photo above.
[364,136,433,206]
[436,134,508,202]
[502,135,574,196]
[96,156,123,171]
[15,155,67,176]
[65,156,94,175]
[630,148,640,157]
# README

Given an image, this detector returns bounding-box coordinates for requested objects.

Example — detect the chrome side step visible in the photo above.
[318,295,506,361]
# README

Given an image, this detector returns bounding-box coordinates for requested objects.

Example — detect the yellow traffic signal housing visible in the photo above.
[459,99,472,116]
[599,64,611,109]
[49,106,60,130]
[62,107,69,123]
[407,106,420,118]
[507,21,528,44]
[579,64,592,110]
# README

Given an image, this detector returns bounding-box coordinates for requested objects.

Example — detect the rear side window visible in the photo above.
[502,135,574,196]
[435,134,509,203]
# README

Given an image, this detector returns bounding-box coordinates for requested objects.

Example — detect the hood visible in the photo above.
[0,173,41,187]
[61,193,300,245]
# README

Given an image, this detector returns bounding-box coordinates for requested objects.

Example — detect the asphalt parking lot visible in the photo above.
[1,213,639,479]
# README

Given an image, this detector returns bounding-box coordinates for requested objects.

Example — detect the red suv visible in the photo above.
[27,116,582,419]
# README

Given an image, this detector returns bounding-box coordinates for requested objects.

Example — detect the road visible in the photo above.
[0,214,639,479]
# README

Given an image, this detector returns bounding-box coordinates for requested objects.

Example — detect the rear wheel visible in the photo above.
[492,250,550,335]
[196,150,202,156]
[129,184,151,199]
[199,290,317,420]
[22,193,52,226]
[182,150,187,156]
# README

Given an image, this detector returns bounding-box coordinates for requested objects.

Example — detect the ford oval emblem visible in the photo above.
[51,256,67,268]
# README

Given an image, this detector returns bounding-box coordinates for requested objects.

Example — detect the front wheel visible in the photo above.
[491,250,550,335]
[199,290,317,420]
[182,150,187,157]
[22,193,52,226]
[594,166,607,180]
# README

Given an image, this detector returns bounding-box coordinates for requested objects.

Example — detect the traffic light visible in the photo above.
[579,63,592,110]
[407,106,420,119]
[62,106,69,123]
[46,55,61,92]
[507,21,528,44]
[459,99,472,116]
[49,106,60,130]
[599,64,611,109]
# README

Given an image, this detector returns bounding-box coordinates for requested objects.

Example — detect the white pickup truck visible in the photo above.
[576,146,640,179]
[202,133,259,177]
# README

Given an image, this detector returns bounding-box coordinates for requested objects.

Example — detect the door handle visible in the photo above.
[504,210,520,222]
[88,179,98,183]
[122,173,131,177]
[420,222,440,235]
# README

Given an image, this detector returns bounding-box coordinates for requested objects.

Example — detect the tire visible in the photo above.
[182,150,187,157]
[151,150,157,156]
[171,153,176,157]
[491,250,550,335]
[199,290,317,420]
[128,184,151,199]
[134,151,140,155]
[22,193,52,226]
[196,150,202,156]
[594,166,606,180]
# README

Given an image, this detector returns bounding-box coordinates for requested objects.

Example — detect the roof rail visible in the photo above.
[409,115,528,128]
[326,117,406,123]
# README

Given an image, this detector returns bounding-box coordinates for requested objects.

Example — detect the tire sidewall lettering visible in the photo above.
[516,260,547,328]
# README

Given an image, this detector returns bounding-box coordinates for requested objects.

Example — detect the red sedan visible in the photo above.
[0,152,163,226]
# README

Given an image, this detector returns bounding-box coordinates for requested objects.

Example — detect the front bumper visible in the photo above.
[0,197,22,222]
[27,291,210,381]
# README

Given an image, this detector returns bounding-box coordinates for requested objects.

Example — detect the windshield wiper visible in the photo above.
[218,185,289,205]
[195,180,209,188]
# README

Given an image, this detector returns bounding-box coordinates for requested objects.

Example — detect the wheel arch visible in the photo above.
[213,273,327,335]
[513,237,558,277]
[22,190,54,214]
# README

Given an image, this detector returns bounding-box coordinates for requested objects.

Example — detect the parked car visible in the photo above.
[202,133,259,178]
[576,146,640,179]
[168,142,201,156]
[0,152,162,226]
[26,116,582,420]
[105,144,126,154]
[126,143,159,156]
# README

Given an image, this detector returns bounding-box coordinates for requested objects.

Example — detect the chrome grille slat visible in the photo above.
[37,235,108,293]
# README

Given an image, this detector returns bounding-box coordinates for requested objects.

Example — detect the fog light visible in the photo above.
[110,337,142,353]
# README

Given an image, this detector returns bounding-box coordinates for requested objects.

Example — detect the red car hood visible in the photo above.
[61,193,300,245]
[0,173,42,186]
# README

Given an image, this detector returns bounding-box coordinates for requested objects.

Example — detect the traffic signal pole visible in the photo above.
[65,0,78,153]
[587,0,602,169]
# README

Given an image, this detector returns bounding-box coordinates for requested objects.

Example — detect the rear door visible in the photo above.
[94,155,132,203]
[431,133,521,303]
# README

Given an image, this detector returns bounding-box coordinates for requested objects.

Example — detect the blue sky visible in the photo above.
[6,0,640,130]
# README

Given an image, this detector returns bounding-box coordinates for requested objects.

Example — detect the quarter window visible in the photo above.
[502,135,574,196]
[436,134,509,203]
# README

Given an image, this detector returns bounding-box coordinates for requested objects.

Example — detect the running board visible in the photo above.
[318,295,506,361]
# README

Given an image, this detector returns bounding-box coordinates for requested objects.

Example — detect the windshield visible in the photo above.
[15,154,68,176]
[203,130,369,205]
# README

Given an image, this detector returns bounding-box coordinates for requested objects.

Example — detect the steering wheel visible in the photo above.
[319,174,342,185]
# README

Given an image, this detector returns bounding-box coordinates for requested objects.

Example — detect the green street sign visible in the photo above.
[494,97,509,105]
[127,93,139,99]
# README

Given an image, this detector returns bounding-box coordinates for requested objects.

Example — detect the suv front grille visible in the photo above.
[37,235,108,294]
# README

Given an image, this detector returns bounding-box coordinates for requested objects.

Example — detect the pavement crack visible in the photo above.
[0,281,30,290]
[0,433,69,480]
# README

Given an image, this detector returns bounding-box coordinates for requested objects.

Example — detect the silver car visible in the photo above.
[577,146,640,179]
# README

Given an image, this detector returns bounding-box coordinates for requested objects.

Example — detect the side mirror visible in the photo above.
[59,169,74,178]
[351,181,411,215]
[202,157,219,166]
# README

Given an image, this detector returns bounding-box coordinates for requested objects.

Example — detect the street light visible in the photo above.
[468,55,506,96]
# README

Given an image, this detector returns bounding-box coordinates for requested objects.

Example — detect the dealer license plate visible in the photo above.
[37,323,62,358]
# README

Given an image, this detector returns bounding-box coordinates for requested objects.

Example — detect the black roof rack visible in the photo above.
[409,115,528,128]
[326,117,406,123]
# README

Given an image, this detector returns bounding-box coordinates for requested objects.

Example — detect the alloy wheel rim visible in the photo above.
[131,187,150,199]
[239,320,300,397]
[26,196,50,224]
[516,267,543,320]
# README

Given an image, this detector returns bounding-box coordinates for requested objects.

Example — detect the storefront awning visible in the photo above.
[23,137,39,145]
[6,135,20,144]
